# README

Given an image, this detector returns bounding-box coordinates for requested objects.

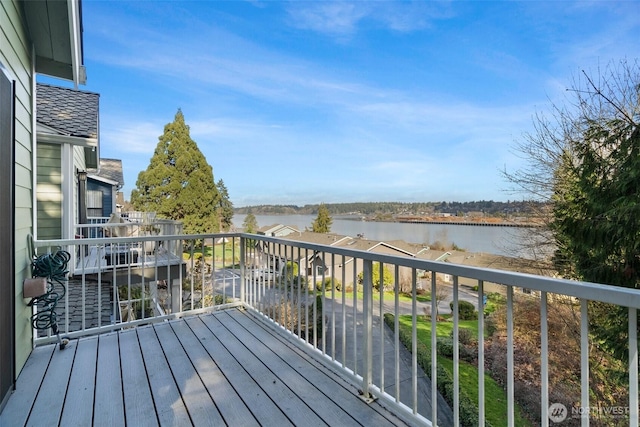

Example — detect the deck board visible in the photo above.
[28,336,75,425]
[169,320,260,427]
[136,325,191,426]
[154,322,224,426]
[200,313,328,426]
[119,329,158,427]
[0,309,409,427]
[229,309,402,425]
[0,345,54,426]
[94,333,125,427]
[184,316,294,426]
[218,310,359,425]
[59,337,97,426]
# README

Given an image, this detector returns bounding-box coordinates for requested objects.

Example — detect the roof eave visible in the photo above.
[22,0,86,85]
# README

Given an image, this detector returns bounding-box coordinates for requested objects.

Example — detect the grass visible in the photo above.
[326,289,431,304]
[182,243,239,268]
[397,314,531,427]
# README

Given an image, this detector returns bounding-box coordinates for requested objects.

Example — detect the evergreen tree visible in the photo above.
[216,179,234,231]
[242,212,258,234]
[510,60,640,361]
[311,203,332,233]
[130,110,220,234]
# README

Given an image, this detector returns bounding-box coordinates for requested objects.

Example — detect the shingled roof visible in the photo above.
[94,158,124,188]
[36,83,99,139]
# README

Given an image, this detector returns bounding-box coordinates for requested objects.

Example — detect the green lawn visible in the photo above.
[182,243,239,268]
[397,315,531,427]
[327,290,431,304]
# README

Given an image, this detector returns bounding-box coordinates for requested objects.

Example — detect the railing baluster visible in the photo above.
[453,275,459,426]
[379,262,385,393]
[540,291,549,427]
[478,280,485,426]
[331,252,336,361]
[362,259,373,400]
[321,251,326,355]
[580,299,589,427]
[507,285,514,427]
[341,254,347,368]
[431,271,437,426]
[412,268,418,414]
[394,265,400,403]
[352,256,358,376]
[630,307,638,427]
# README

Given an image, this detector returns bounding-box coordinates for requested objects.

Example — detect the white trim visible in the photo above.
[87,174,118,187]
[61,144,74,240]
[37,122,68,135]
[37,132,97,148]
[67,0,85,87]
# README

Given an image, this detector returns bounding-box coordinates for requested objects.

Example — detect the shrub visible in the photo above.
[357,262,393,291]
[449,300,478,320]
[436,337,454,357]
[316,277,342,292]
[457,327,477,346]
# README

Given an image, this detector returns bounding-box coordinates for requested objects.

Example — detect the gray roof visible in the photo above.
[95,158,124,187]
[36,83,99,139]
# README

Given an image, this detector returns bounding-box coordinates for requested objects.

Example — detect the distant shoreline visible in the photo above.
[337,215,542,228]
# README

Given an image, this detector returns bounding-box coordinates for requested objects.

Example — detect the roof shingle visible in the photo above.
[36,83,99,139]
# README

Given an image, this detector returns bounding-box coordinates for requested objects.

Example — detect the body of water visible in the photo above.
[233,214,536,257]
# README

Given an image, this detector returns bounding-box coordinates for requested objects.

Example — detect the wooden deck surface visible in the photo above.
[1,309,409,426]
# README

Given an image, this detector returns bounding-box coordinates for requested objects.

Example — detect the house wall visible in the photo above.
[87,179,114,217]
[36,143,62,239]
[1,0,36,377]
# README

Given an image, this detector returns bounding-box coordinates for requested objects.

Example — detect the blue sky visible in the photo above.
[64,1,640,207]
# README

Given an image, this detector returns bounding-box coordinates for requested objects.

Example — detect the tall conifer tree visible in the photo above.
[131,110,220,234]
[311,203,332,233]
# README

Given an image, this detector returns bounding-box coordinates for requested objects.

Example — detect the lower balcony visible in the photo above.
[2,232,639,426]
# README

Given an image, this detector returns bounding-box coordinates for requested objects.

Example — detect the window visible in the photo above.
[87,190,103,217]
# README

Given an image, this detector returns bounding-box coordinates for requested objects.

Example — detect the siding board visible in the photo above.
[1,0,35,375]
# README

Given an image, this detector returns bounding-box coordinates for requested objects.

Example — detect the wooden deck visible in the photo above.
[1,309,409,426]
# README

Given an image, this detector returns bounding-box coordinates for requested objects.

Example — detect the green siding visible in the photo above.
[37,143,62,239]
[1,0,35,376]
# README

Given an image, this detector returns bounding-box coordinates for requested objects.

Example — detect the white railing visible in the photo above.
[30,232,640,427]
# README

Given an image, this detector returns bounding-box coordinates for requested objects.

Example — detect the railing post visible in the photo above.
[240,236,246,304]
[362,259,373,400]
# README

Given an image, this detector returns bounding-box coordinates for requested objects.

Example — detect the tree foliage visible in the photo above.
[311,203,332,233]
[508,59,640,361]
[216,179,234,231]
[358,262,394,291]
[242,212,258,234]
[130,110,220,234]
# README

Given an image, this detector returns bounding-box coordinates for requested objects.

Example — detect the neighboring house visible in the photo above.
[277,232,418,285]
[257,223,300,237]
[36,83,99,240]
[87,158,124,217]
[0,0,85,411]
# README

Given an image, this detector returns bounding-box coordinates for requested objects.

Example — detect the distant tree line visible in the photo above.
[234,200,545,217]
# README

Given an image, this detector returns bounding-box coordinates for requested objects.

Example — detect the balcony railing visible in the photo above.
[30,232,640,427]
